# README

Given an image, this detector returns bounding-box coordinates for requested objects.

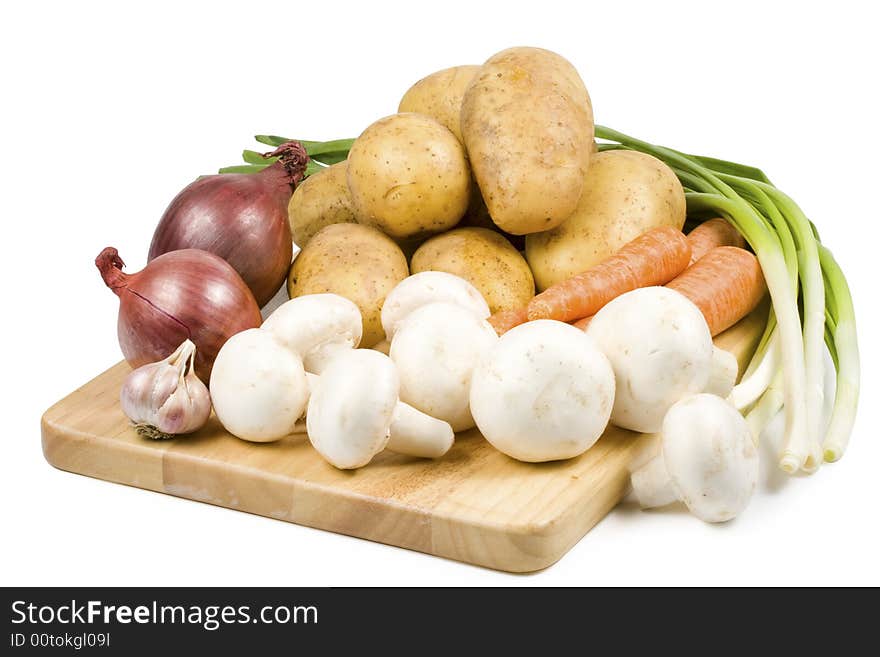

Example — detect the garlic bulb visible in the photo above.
[120,339,212,439]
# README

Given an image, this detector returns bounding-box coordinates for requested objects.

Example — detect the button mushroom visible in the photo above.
[630,393,759,522]
[469,320,616,462]
[390,301,499,432]
[306,349,454,469]
[585,286,736,433]
[261,293,363,373]
[212,293,360,442]
[380,271,491,341]
[209,328,310,442]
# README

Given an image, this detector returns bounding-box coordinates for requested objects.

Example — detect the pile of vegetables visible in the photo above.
[98,46,858,525]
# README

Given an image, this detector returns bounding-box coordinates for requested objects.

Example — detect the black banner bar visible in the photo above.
[0,587,857,653]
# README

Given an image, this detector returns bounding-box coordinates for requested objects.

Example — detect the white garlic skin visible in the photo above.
[120,339,212,438]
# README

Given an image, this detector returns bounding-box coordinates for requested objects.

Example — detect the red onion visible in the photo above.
[148,141,308,306]
[96,247,262,382]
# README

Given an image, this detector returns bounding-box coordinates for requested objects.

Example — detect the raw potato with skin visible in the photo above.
[287,161,358,248]
[398,63,525,249]
[347,113,470,239]
[411,227,535,314]
[288,223,408,347]
[526,150,686,291]
[457,182,526,251]
[398,65,480,142]
[461,47,595,235]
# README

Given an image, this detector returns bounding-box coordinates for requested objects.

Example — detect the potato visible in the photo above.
[461,47,594,235]
[347,113,470,239]
[398,65,480,142]
[457,182,526,251]
[525,150,686,291]
[411,227,535,314]
[288,223,408,346]
[287,161,358,248]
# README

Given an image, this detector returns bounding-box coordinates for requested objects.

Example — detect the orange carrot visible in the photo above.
[666,246,766,336]
[686,218,745,264]
[488,307,528,335]
[571,316,592,331]
[527,226,692,323]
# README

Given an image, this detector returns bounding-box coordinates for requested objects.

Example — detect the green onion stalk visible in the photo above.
[225,128,859,473]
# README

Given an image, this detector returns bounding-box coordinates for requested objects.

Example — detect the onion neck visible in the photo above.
[95,246,129,293]
[263,141,309,188]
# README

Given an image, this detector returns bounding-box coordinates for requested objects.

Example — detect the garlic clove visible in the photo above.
[120,339,212,439]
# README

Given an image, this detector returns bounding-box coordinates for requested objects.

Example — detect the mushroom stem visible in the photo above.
[707,346,738,398]
[291,371,453,457]
[631,452,678,509]
[387,402,455,458]
[304,342,352,374]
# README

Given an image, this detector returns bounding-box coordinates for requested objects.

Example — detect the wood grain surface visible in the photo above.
[41,307,766,572]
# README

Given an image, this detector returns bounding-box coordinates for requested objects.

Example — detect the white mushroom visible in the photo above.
[381,271,490,341]
[469,320,616,462]
[630,393,759,522]
[307,349,454,469]
[209,329,310,442]
[390,301,498,431]
[261,293,363,373]
[585,286,734,433]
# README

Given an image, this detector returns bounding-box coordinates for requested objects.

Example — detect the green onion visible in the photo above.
[596,124,858,473]
[818,245,860,462]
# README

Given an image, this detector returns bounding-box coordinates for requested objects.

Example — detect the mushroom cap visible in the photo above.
[662,393,758,522]
[306,349,399,469]
[390,301,498,431]
[470,320,615,462]
[210,329,309,442]
[586,286,713,433]
[261,293,363,372]
[381,271,490,341]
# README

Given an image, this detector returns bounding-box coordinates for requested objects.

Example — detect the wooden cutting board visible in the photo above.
[41,309,765,573]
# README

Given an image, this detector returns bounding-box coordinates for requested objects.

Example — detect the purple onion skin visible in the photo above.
[96,247,262,382]
[148,142,308,307]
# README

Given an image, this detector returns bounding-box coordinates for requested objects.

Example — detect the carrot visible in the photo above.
[686,218,745,264]
[488,307,528,335]
[666,246,766,336]
[571,316,592,331]
[527,226,692,323]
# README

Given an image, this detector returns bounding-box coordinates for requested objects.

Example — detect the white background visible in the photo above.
[2,0,877,586]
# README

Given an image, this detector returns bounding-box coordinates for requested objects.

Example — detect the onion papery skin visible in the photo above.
[148,142,307,307]
[96,247,262,382]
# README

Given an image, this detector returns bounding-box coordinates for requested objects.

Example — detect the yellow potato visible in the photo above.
[287,161,358,248]
[398,65,480,142]
[347,113,470,239]
[457,181,526,251]
[461,47,594,235]
[288,223,408,346]
[411,227,535,314]
[525,150,686,291]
